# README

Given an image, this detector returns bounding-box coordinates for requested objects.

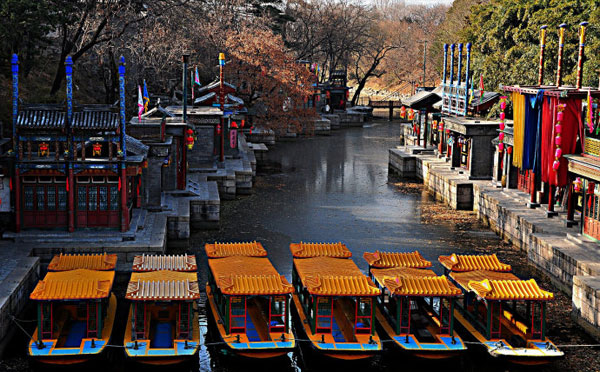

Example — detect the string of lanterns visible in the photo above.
[552,103,566,171]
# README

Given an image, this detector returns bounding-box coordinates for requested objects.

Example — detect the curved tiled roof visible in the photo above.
[132,254,196,272]
[382,275,461,297]
[450,270,520,290]
[17,110,65,129]
[363,251,431,269]
[303,275,380,296]
[48,253,117,271]
[30,269,114,300]
[438,253,511,272]
[293,256,379,296]
[71,111,119,130]
[209,256,292,295]
[126,271,200,301]
[467,279,553,301]
[289,242,352,258]
[205,241,267,258]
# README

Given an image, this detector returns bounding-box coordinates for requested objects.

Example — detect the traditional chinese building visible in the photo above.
[321,70,349,111]
[10,55,146,232]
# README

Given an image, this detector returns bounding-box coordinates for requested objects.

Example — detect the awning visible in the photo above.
[204,241,267,258]
[363,251,431,269]
[289,242,352,258]
[132,254,197,272]
[208,256,292,295]
[126,271,200,301]
[439,253,511,272]
[293,257,380,296]
[468,279,553,301]
[48,253,117,271]
[30,269,115,301]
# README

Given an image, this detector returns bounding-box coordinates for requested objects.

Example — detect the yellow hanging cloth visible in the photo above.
[512,92,526,168]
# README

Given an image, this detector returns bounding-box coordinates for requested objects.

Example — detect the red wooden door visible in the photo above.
[22,180,67,228]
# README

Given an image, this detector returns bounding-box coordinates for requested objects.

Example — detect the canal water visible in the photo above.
[188,121,560,372]
[5,121,563,372]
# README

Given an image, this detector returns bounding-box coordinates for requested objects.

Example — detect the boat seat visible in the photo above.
[64,321,86,347]
[151,322,173,348]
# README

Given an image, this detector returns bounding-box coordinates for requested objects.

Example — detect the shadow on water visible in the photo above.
[3,122,564,372]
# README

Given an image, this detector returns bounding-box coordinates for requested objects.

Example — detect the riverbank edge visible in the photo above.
[389,146,600,342]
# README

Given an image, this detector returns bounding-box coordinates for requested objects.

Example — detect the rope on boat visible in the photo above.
[10,315,40,347]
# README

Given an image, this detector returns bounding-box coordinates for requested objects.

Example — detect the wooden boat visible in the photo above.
[290,242,382,360]
[124,254,200,365]
[364,251,467,359]
[439,253,564,365]
[28,264,117,365]
[205,241,296,359]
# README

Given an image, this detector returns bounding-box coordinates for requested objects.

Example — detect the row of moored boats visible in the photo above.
[27,242,563,366]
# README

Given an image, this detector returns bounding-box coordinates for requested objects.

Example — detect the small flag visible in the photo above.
[191,71,195,101]
[195,67,201,86]
[479,74,484,103]
[137,85,144,122]
[143,80,149,113]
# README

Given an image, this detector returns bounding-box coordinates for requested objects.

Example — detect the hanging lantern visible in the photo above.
[186,128,195,150]
[439,121,444,131]
[573,177,583,193]
[498,96,508,153]
[400,106,406,119]
[92,142,102,157]
[553,103,566,173]
[38,142,49,157]
[241,119,245,128]
[216,123,222,135]
[507,146,513,155]
[231,121,238,128]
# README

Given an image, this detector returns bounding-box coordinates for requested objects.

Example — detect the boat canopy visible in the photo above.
[47,253,117,271]
[450,269,519,288]
[126,271,200,301]
[370,267,461,297]
[294,257,380,296]
[290,241,351,258]
[132,254,197,272]
[205,241,267,258]
[30,269,114,301]
[468,279,553,301]
[363,251,432,269]
[208,256,293,295]
[438,253,512,272]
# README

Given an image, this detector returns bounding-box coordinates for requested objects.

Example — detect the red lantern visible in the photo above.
[326,91,331,99]
[241,119,245,128]
[92,142,102,157]
[118,178,121,191]
[507,146,513,155]
[186,128,195,150]
[231,121,238,128]
[216,123,222,135]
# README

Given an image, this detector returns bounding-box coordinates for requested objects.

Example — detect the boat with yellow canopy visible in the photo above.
[123,254,200,365]
[291,242,382,360]
[205,241,295,359]
[28,253,117,365]
[364,251,467,359]
[439,253,563,365]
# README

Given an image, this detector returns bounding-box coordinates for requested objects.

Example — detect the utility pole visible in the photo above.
[422,40,427,87]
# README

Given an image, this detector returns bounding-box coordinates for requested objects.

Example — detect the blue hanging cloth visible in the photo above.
[532,91,545,174]
[523,93,539,169]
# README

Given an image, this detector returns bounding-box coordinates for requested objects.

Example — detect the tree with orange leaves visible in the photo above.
[224,26,317,135]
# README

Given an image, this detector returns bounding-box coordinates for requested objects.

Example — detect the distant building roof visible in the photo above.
[197,80,236,94]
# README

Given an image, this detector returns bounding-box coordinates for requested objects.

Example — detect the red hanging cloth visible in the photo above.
[541,97,582,186]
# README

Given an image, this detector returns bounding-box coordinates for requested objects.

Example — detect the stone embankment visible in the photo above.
[389,141,600,341]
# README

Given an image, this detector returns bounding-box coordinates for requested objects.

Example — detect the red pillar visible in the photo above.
[14,169,21,233]
[68,167,75,232]
[121,165,129,232]
[567,182,575,222]
[547,184,554,213]
[530,172,537,203]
